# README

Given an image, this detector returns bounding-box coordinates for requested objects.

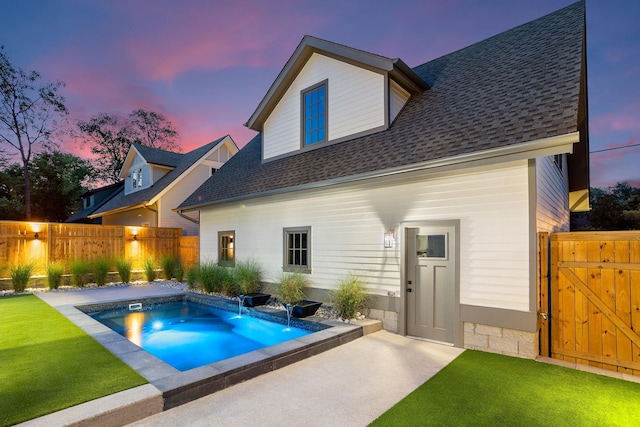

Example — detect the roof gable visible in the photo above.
[245,35,427,132]
[179,1,587,211]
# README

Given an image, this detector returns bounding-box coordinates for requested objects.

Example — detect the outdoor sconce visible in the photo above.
[133,234,138,241]
[384,230,395,248]
[34,232,39,240]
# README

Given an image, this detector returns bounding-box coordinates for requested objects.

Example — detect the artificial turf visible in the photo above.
[370,349,640,426]
[0,294,147,426]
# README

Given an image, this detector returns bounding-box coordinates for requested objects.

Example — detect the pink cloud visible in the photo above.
[113,1,319,82]
[590,100,640,136]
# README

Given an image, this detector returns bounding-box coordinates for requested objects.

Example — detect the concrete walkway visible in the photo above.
[30,284,464,426]
[128,330,464,427]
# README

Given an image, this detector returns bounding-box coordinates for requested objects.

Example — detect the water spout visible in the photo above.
[236,294,246,317]
[282,302,294,330]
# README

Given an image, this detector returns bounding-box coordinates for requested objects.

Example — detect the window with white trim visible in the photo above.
[283,227,311,273]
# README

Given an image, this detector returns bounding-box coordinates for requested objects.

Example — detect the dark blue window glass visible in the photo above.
[303,85,326,146]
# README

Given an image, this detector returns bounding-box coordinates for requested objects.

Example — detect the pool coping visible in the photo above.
[47,291,364,412]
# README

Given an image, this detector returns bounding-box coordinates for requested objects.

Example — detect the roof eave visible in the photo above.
[179,132,580,213]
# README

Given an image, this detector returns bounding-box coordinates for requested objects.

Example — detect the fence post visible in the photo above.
[538,232,550,357]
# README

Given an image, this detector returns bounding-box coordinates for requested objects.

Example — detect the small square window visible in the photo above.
[283,227,311,273]
[218,231,235,266]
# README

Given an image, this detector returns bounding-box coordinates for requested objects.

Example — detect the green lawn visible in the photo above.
[371,350,640,426]
[0,295,147,426]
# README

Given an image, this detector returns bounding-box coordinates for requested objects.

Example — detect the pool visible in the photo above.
[89,300,311,371]
[75,293,363,410]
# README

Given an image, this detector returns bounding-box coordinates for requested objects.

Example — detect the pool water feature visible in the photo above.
[89,300,311,371]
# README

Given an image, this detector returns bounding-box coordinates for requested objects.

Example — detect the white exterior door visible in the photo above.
[406,225,456,343]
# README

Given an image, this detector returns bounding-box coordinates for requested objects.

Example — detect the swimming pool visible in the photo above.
[75,293,362,410]
[89,300,311,371]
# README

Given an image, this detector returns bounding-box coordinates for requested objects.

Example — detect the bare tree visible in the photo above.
[77,113,134,184]
[129,109,180,151]
[77,109,181,184]
[0,46,67,219]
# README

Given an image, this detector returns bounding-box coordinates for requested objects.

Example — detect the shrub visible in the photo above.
[276,270,311,303]
[199,262,232,294]
[92,258,111,287]
[174,262,185,282]
[143,258,157,282]
[331,274,369,322]
[9,263,34,292]
[115,258,132,283]
[233,259,263,295]
[46,262,65,290]
[160,255,178,280]
[186,266,199,289]
[69,260,90,288]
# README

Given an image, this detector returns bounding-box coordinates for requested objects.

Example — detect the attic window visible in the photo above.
[301,81,327,146]
[132,168,142,188]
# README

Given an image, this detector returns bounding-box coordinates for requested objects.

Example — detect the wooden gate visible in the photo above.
[547,231,640,375]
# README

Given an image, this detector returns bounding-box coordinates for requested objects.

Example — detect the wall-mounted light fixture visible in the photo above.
[384,229,395,248]
[133,234,138,241]
[34,232,40,240]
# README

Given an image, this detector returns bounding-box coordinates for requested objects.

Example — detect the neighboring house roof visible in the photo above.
[65,181,124,223]
[91,135,235,218]
[178,1,587,212]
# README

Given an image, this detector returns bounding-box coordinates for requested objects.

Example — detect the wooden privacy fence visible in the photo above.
[543,231,640,376]
[0,221,199,279]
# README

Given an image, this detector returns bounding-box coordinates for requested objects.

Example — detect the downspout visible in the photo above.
[177,209,199,224]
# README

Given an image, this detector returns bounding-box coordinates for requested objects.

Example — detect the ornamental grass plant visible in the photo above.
[69,260,90,288]
[276,270,311,303]
[143,258,157,282]
[92,258,111,286]
[46,262,65,289]
[331,274,369,322]
[9,263,34,292]
[115,258,132,283]
[233,259,263,295]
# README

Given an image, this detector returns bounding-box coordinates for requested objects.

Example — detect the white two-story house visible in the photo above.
[89,135,238,235]
[178,2,589,357]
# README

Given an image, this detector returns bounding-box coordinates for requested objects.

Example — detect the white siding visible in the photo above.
[536,156,569,232]
[157,163,211,235]
[389,79,410,123]
[263,53,385,160]
[200,160,531,311]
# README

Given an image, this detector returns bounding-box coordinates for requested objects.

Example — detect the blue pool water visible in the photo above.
[89,301,311,371]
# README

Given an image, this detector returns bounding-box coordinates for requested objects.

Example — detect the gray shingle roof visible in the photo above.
[91,136,229,217]
[179,1,585,211]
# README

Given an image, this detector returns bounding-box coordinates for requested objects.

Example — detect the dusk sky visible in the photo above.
[2,0,639,188]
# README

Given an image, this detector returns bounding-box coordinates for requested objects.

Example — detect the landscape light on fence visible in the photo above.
[133,234,138,241]
[384,230,395,248]
[34,232,39,240]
